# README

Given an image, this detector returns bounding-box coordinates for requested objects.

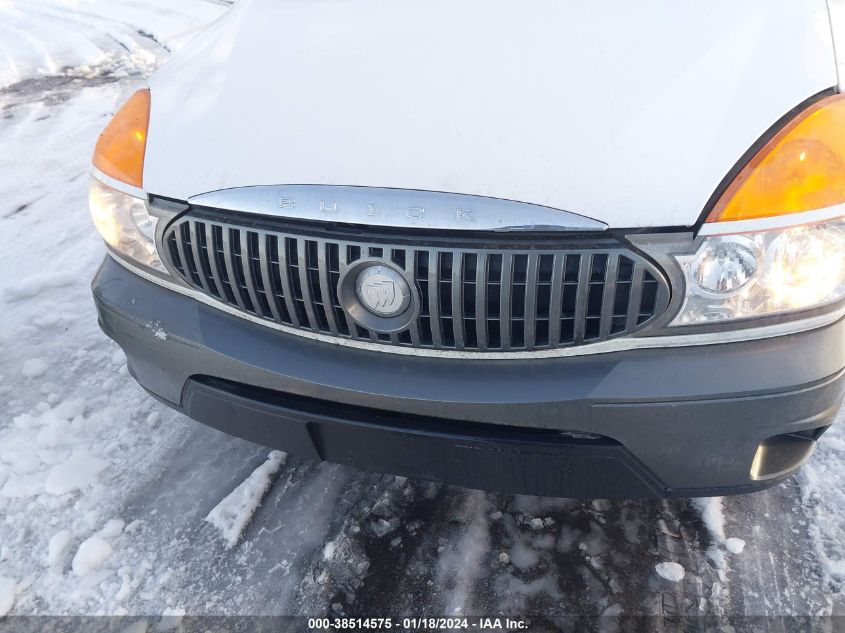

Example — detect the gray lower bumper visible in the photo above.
[92,256,845,498]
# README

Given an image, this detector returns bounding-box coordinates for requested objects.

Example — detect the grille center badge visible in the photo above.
[355,265,411,317]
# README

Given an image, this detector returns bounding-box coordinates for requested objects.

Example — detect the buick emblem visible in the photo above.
[355,265,411,317]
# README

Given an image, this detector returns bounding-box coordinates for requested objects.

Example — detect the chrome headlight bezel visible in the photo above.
[89,172,170,276]
[630,209,845,334]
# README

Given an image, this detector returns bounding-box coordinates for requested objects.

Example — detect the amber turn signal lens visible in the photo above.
[709,94,845,223]
[92,89,151,189]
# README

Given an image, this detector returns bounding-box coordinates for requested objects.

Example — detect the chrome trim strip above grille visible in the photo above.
[187,185,608,233]
[108,252,845,360]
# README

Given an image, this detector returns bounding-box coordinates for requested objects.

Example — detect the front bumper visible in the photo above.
[93,256,845,498]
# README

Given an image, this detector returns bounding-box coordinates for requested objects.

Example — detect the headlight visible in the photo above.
[89,88,166,273]
[669,92,845,326]
[672,218,845,325]
[89,177,166,273]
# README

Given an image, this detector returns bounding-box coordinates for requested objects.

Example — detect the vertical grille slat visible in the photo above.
[475,253,489,351]
[338,246,361,340]
[548,253,565,346]
[523,253,539,350]
[296,238,320,332]
[317,241,339,336]
[174,225,195,286]
[572,254,592,345]
[626,262,646,332]
[274,236,301,328]
[258,233,283,323]
[167,232,184,276]
[202,223,225,300]
[220,227,248,311]
[188,222,213,296]
[402,250,421,346]
[163,218,671,354]
[499,254,513,350]
[598,253,620,340]
[239,230,264,317]
[428,250,444,347]
[451,251,465,350]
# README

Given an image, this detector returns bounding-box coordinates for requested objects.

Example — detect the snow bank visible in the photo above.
[0,0,245,616]
[205,451,287,548]
[4,272,77,302]
[0,0,226,89]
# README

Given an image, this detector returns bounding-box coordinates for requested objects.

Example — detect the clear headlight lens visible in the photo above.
[672,219,845,325]
[89,177,166,273]
[689,239,758,296]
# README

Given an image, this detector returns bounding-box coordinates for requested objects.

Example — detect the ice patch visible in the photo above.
[204,451,286,548]
[157,607,186,631]
[0,472,44,498]
[53,398,86,419]
[98,518,126,539]
[692,497,748,566]
[655,561,685,582]
[509,537,540,570]
[72,536,114,576]
[48,530,74,567]
[436,491,490,615]
[21,358,48,378]
[120,621,148,633]
[602,603,623,617]
[692,497,725,542]
[45,450,109,495]
[0,577,16,617]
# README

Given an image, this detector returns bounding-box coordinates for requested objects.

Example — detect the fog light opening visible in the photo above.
[749,428,827,481]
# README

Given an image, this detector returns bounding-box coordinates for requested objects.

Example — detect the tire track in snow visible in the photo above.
[437,490,491,616]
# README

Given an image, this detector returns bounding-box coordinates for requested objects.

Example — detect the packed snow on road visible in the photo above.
[0,0,844,624]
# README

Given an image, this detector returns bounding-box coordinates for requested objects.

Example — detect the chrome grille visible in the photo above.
[163,216,671,352]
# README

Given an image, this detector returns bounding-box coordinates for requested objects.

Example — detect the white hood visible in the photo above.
[144,0,838,228]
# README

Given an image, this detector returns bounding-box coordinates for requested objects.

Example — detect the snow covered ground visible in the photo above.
[0,0,844,623]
